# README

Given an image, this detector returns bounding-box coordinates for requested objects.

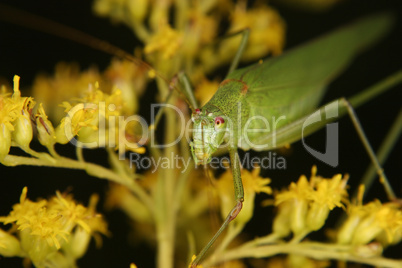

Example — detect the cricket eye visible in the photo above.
[214,117,224,127]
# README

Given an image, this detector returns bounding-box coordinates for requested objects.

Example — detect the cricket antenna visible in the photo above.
[0,3,196,116]
[202,163,221,242]
[203,163,216,187]
[0,4,158,75]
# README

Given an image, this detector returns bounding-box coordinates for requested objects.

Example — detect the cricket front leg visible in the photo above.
[190,147,244,267]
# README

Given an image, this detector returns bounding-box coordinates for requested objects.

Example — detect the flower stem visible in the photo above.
[2,154,154,213]
[204,241,402,268]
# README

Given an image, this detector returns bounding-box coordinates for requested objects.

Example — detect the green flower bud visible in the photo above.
[337,214,361,244]
[306,203,330,231]
[0,229,22,257]
[54,123,69,144]
[63,227,91,259]
[352,218,382,245]
[290,199,308,235]
[12,111,33,149]
[0,124,12,161]
[272,202,292,237]
[36,104,56,147]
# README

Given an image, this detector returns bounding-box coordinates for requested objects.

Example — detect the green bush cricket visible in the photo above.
[0,3,401,267]
[187,13,401,266]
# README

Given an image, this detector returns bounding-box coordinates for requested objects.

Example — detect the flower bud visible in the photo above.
[290,199,308,235]
[77,122,101,148]
[0,229,22,257]
[54,122,70,144]
[36,104,56,147]
[19,229,56,265]
[272,202,292,237]
[12,110,33,149]
[306,203,330,231]
[337,214,361,244]
[351,217,382,245]
[0,124,12,161]
[64,227,91,259]
[376,228,402,246]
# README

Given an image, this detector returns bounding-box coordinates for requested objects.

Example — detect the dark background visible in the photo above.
[0,0,401,267]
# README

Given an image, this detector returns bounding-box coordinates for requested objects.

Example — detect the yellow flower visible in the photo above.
[0,229,23,257]
[0,85,18,132]
[54,84,145,154]
[0,76,35,159]
[305,167,348,231]
[104,58,150,115]
[272,200,298,239]
[10,77,36,150]
[32,63,103,123]
[275,166,348,235]
[144,23,183,60]
[308,166,348,210]
[94,0,149,23]
[275,175,312,204]
[337,187,402,246]
[35,103,56,148]
[0,89,17,160]
[0,187,108,266]
[275,175,311,234]
[229,4,286,59]
[181,7,218,60]
[55,100,98,144]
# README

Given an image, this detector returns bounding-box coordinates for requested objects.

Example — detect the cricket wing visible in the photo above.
[231,13,394,150]
[230,12,394,118]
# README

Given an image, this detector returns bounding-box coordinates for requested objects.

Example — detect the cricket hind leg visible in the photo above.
[251,97,397,200]
[339,97,396,200]
[250,72,402,200]
[351,109,402,201]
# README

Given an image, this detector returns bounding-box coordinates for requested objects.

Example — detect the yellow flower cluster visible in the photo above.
[93,0,286,103]
[33,60,149,123]
[338,187,402,247]
[144,23,183,60]
[56,84,146,153]
[0,73,146,162]
[0,187,108,267]
[215,3,285,63]
[274,166,348,237]
[0,76,35,160]
[32,63,103,123]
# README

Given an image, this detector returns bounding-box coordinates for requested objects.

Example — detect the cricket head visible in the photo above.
[190,108,227,165]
